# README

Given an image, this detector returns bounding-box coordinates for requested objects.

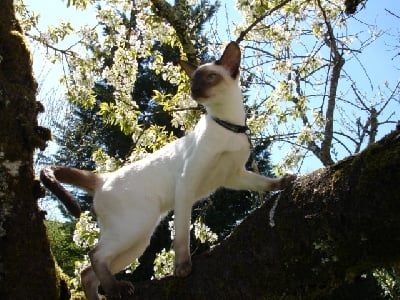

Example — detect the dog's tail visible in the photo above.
[40,165,101,218]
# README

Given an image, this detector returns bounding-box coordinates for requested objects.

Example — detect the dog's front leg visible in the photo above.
[227,170,296,192]
[173,184,193,277]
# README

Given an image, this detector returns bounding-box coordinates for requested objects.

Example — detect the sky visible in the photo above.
[22,0,399,217]
[26,0,399,95]
[344,1,399,94]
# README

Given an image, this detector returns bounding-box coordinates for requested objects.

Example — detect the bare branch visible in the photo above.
[332,134,354,156]
[385,8,400,19]
[317,0,345,166]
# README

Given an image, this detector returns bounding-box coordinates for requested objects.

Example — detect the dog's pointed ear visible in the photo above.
[216,42,241,78]
[179,60,198,78]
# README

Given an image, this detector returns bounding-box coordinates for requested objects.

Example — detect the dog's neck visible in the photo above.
[204,83,246,126]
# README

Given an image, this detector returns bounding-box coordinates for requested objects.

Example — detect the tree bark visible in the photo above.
[129,127,400,299]
[0,1,63,299]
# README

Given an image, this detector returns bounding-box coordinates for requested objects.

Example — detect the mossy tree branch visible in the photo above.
[0,1,59,298]
[127,127,400,299]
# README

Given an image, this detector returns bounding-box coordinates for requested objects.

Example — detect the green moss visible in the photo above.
[54,262,72,300]
[331,169,343,186]
[0,3,60,297]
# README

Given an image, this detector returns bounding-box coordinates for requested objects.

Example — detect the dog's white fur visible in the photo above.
[41,42,296,299]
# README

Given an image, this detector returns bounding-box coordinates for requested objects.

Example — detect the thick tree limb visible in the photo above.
[126,127,400,299]
[0,1,60,299]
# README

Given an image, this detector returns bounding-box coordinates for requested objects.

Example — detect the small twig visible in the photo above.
[385,8,400,19]
[235,0,292,44]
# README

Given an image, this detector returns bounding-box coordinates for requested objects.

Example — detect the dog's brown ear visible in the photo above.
[216,42,241,78]
[179,60,198,78]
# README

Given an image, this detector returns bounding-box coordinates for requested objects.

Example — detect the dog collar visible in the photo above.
[211,116,251,135]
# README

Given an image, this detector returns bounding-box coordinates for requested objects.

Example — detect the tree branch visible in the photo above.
[318,0,345,166]
[150,0,198,63]
[235,0,292,44]
[126,126,400,299]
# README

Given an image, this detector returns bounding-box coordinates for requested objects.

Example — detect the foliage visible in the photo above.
[373,268,400,299]
[153,248,175,279]
[18,0,399,173]
[36,85,134,218]
[46,220,86,277]
[152,215,219,279]
[233,0,399,171]
[193,217,218,244]
[70,212,219,284]
[72,211,99,248]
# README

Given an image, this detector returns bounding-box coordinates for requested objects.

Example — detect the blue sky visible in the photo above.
[26,0,399,91]
[25,0,399,171]
[346,1,399,87]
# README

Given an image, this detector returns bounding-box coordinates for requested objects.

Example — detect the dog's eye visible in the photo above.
[207,73,217,82]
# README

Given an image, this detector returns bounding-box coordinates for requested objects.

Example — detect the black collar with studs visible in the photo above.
[211,116,251,136]
[211,115,256,167]
[211,116,253,151]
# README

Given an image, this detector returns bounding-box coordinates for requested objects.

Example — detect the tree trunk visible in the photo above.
[130,127,400,299]
[0,1,65,299]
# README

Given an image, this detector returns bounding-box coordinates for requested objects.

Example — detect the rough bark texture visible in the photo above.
[127,127,400,299]
[0,1,65,299]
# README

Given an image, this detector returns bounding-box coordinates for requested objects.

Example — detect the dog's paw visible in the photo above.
[174,261,192,278]
[280,173,297,189]
[107,280,134,298]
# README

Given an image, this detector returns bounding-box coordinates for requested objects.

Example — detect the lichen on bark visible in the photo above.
[0,0,62,298]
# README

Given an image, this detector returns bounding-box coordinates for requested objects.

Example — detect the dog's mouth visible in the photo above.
[191,89,209,102]
[191,94,209,102]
